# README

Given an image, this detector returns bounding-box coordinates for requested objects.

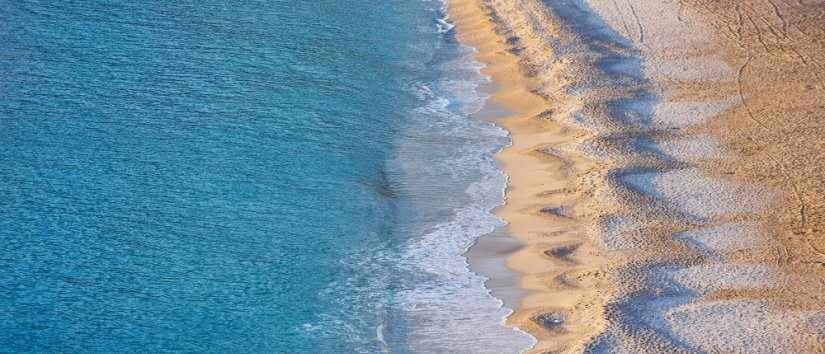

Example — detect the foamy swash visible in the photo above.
[383,8,534,352]
[303,3,535,353]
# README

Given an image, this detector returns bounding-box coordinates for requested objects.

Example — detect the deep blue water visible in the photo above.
[0,1,533,352]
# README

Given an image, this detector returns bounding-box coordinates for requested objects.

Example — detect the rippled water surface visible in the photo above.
[0,1,532,352]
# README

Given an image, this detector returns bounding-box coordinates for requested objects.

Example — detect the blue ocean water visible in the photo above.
[0,0,533,353]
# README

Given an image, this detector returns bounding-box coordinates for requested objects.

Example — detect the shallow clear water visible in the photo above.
[0,0,533,352]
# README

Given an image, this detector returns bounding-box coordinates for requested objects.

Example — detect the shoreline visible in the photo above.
[451,0,825,352]
[448,1,611,352]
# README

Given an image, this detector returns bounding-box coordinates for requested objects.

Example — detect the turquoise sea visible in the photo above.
[0,1,533,352]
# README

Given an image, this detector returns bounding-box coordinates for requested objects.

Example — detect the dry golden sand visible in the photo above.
[451,0,825,352]
[681,0,825,288]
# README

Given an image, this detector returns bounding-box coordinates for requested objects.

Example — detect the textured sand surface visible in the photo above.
[450,0,825,352]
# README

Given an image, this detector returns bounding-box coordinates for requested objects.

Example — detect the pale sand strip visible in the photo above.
[449,1,612,352]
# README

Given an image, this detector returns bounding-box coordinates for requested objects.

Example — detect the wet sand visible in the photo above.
[451,0,825,352]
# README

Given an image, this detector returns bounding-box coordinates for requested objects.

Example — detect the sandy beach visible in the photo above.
[451,0,825,352]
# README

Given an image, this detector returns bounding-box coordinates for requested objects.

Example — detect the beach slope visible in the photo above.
[451,0,825,352]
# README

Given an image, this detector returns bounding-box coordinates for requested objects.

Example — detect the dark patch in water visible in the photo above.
[366,169,399,199]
